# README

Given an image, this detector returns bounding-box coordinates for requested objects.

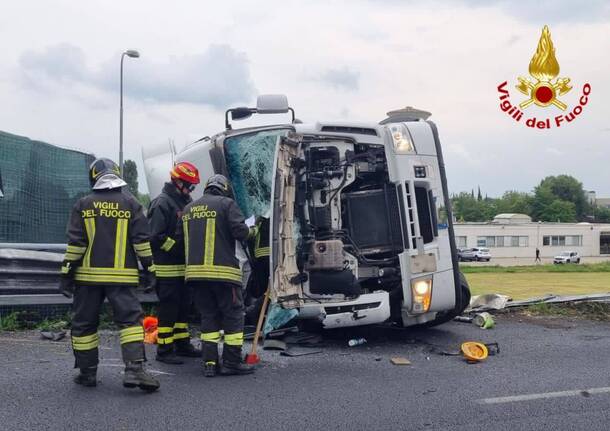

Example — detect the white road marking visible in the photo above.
[478,387,610,404]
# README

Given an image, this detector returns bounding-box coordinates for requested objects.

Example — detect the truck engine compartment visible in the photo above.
[292,137,407,319]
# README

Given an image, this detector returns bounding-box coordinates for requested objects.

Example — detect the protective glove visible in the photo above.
[139,256,157,293]
[142,271,157,294]
[248,224,259,240]
[58,261,75,298]
[59,276,74,298]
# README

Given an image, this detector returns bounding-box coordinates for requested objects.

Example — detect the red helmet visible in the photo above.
[170,161,200,184]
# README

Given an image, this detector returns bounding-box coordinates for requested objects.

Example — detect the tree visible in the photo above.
[123,160,139,196]
[451,192,495,222]
[540,199,576,222]
[532,175,589,220]
[477,186,482,201]
[593,205,610,223]
[495,191,534,215]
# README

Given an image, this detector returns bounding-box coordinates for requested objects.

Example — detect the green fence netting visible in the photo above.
[0,131,94,243]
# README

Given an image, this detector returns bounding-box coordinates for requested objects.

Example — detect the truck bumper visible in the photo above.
[298,291,391,329]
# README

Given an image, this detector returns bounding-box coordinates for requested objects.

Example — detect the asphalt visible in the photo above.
[1,315,609,431]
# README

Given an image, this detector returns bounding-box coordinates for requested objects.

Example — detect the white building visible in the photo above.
[454,213,610,259]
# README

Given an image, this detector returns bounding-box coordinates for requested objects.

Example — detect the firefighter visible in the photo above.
[58,158,160,392]
[251,216,270,298]
[148,162,202,364]
[178,174,256,377]
[244,216,270,325]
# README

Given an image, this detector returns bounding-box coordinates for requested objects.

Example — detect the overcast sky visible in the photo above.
[1,0,609,196]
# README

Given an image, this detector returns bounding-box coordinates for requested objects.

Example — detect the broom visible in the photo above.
[245,285,270,365]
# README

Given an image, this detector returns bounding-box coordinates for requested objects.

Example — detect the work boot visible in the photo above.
[74,367,97,387]
[123,361,160,392]
[219,362,255,376]
[175,341,202,358]
[203,361,218,378]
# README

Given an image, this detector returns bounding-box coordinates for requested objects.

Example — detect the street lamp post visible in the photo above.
[119,49,140,176]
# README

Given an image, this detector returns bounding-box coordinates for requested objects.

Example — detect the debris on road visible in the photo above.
[484,342,500,356]
[461,341,488,363]
[263,339,287,351]
[473,312,495,329]
[454,312,495,329]
[280,347,323,357]
[40,329,66,341]
[263,304,298,336]
[390,357,412,366]
[348,338,367,347]
[468,294,511,312]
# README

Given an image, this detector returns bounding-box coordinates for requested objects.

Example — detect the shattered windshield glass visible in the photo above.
[224,129,288,218]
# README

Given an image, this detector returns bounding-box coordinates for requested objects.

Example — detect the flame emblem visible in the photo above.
[516,25,572,110]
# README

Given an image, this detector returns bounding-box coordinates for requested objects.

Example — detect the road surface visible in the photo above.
[1,314,609,430]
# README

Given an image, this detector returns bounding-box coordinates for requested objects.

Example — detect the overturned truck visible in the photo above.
[143,95,470,329]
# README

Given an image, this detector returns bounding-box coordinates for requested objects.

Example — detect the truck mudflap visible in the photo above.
[298,291,391,329]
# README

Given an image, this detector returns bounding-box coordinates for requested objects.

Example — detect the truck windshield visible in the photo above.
[223,129,288,218]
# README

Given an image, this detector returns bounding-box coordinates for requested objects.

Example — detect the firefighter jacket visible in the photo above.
[61,189,154,285]
[147,182,191,279]
[254,217,270,258]
[179,193,250,286]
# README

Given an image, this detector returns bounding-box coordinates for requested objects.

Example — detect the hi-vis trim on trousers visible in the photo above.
[72,332,100,351]
[120,326,144,345]
[201,331,222,343]
[156,264,185,278]
[157,326,174,345]
[173,322,190,340]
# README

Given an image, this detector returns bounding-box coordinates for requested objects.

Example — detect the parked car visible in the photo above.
[458,247,491,262]
[554,251,580,264]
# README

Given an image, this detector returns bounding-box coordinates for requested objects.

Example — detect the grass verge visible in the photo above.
[509,302,610,321]
[466,272,610,300]
[461,262,610,273]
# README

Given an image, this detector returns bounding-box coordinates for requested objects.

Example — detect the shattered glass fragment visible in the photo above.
[224,130,287,217]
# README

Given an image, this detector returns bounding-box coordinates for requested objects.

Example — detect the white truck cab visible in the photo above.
[143,95,470,329]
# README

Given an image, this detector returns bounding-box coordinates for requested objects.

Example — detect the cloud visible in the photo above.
[455,0,610,23]
[316,66,360,91]
[19,43,256,108]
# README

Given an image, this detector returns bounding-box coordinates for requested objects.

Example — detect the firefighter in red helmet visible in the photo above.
[147,161,202,364]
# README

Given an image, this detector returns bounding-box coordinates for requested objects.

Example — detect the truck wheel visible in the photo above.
[415,272,471,329]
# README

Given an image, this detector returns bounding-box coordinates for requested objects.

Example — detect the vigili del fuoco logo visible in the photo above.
[497,25,591,129]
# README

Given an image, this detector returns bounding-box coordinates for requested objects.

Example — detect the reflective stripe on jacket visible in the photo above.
[179,193,250,285]
[63,189,153,285]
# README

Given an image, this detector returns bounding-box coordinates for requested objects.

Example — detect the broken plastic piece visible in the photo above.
[263,304,299,336]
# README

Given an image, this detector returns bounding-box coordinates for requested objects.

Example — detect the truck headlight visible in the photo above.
[411,277,432,313]
[389,124,415,154]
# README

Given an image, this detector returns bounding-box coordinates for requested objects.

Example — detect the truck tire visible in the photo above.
[414,272,471,329]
